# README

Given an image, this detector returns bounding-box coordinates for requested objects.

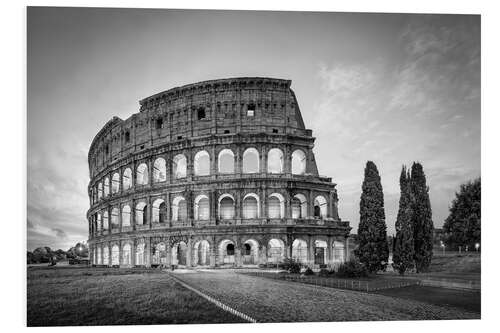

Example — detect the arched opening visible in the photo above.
[314,195,328,218]
[267,148,284,173]
[292,239,308,263]
[243,239,259,265]
[242,148,259,173]
[193,240,210,266]
[292,194,308,219]
[111,245,119,265]
[314,240,327,265]
[111,208,119,229]
[152,199,166,223]
[97,182,103,199]
[194,195,210,220]
[121,205,131,227]
[291,149,307,175]
[268,193,285,219]
[135,243,145,266]
[153,158,167,182]
[103,246,109,265]
[172,241,187,266]
[333,240,345,263]
[104,177,110,197]
[171,196,187,221]
[152,242,167,266]
[135,202,147,225]
[267,238,285,263]
[172,154,187,179]
[97,247,102,264]
[122,243,131,266]
[219,194,235,219]
[194,150,210,176]
[111,172,120,193]
[123,168,132,190]
[242,193,259,219]
[102,211,109,231]
[218,149,235,174]
[136,163,149,185]
[219,239,236,265]
[97,213,102,232]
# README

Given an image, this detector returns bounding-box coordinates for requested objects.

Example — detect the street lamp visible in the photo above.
[475,243,480,252]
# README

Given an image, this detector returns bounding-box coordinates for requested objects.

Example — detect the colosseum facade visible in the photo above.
[87,77,351,268]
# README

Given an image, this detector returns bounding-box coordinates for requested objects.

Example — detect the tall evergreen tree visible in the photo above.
[443,178,481,250]
[355,161,389,272]
[410,162,434,272]
[392,166,414,275]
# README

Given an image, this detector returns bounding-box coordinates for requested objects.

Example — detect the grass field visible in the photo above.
[27,266,244,326]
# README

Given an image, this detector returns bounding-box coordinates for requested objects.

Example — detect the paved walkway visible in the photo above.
[172,270,479,322]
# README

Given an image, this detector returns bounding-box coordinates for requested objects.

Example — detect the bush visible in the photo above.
[281,258,301,274]
[335,260,368,278]
[318,268,334,277]
[303,267,314,275]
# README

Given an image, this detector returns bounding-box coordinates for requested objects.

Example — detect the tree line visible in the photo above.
[355,161,480,275]
[27,242,89,264]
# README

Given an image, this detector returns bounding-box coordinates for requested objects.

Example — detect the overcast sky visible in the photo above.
[27,7,480,251]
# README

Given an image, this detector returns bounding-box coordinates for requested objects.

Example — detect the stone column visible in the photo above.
[145,237,151,268]
[119,240,123,267]
[259,244,267,265]
[308,235,314,266]
[344,236,350,262]
[327,236,333,266]
[308,190,314,218]
[235,245,242,267]
[165,192,171,226]
[261,145,267,174]
[147,196,152,228]
[131,241,136,266]
[186,237,192,267]
[131,198,136,230]
[210,239,216,267]
[119,204,123,233]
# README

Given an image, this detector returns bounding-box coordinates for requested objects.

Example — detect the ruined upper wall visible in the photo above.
[88,77,314,177]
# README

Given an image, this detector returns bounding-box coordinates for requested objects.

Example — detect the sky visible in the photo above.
[27,7,480,251]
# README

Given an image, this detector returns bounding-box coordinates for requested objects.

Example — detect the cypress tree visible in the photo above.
[392,165,414,275]
[410,162,434,272]
[355,161,389,272]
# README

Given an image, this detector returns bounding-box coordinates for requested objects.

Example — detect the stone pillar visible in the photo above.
[119,204,123,233]
[308,190,314,218]
[344,236,350,262]
[118,240,123,267]
[235,246,242,267]
[131,198,136,230]
[145,237,151,267]
[327,236,333,266]
[148,158,153,185]
[165,192,171,226]
[131,241,136,266]
[210,239,216,267]
[259,244,267,265]
[147,196,152,228]
[308,235,314,266]
[261,145,267,174]
[186,237,192,267]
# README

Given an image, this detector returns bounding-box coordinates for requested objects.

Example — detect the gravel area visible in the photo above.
[173,270,479,322]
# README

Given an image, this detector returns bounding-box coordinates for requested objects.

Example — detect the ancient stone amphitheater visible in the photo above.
[87,77,351,268]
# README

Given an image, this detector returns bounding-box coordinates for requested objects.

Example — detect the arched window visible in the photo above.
[135,202,147,225]
[291,194,308,218]
[314,195,328,218]
[242,147,259,173]
[136,163,148,185]
[218,239,236,264]
[292,239,308,263]
[97,247,102,264]
[153,158,167,183]
[172,154,187,179]
[172,241,187,266]
[314,240,327,265]
[97,213,102,231]
[122,243,131,265]
[111,208,119,229]
[102,211,109,230]
[267,148,284,173]
[135,243,145,266]
[268,193,285,219]
[97,182,103,199]
[194,195,210,220]
[194,240,210,266]
[242,239,259,264]
[242,193,259,219]
[218,149,235,174]
[103,246,109,265]
[194,150,210,176]
[111,245,119,265]
[171,196,187,221]
[123,168,132,190]
[121,205,131,227]
[152,199,166,223]
[267,238,285,263]
[291,149,307,175]
[111,172,120,193]
[219,194,235,219]
[104,177,110,197]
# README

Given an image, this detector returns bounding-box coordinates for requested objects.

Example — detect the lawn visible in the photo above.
[27,266,244,326]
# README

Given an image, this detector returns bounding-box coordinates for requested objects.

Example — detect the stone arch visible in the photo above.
[267,148,284,173]
[242,193,259,219]
[135,202,147,225]
[103,245,110,265]
[152,198,166,223]
[292,238,308,263]
[194,150,210,176]
[98,181,103,199]
[314,239,328,265]
[122,243,132,265]
[268,192,285,219]
[171,196,187,221]
[218,239,236,265]
[153,157,167,182]
[194,194,210,221]
[111,244,120,265]
[242,147,259,173]
[314,195,328,218]
[123,167,132,190]
[218,194,235,219]
[333,240,345,263]
[111,172,120,193]
[291,149,307,175]
[110,207,119,229]
[102,211,109,231]
[136,163,149,185]
[267,238,285,263]
[152,242,168,266]
[292,193,308,219]
[193,240,210,266]
[172,154,187,179]
[104,177,110,197]
[135,242,145,266]
[121,205,131,227]
[218,149,235,174]
[97,212,102,231]
[242,239,259,265]
[171,241,187,266]
[97,246,102,264]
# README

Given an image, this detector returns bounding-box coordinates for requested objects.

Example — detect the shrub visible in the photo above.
[335,260,368,278]
[318,268,335,277]
[281,258,301,274]
[303,267,314,275]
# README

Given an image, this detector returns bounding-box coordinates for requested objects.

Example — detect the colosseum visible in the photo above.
[87,77,351,269]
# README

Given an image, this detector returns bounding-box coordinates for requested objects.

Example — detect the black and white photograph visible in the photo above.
[4,0,495,330]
